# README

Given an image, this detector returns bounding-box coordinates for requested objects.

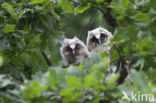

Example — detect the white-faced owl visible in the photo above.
[86,26,113,52]
[60,37,90,65]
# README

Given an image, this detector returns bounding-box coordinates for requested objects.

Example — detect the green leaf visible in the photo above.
[102,56,108,69]
[2,3,23,20]
[66,76,81,89]
[134,13,150,23]
[84,74,100,88]
[2,3,16,19]
[52,30,63,36]
[126,25,138,42]
[75,3,91,14]
[119,0,129,9]
[29,0,45,5]
[16,11,23,20]
[0,10,5,15]
[107,73,120,86]
[47,69,58,87]
[150,0,156,10]
[133,59,145,70]
[96,0,104,3]
[51,10,61,20]
[0,56,3,67]
[131,69,148,92]
[110,2,123,15]
[117,14,124,20]
[78,64,84,70]
[60,88,73,96]
[0,75,11,88]
[23,80,47,100]
[2,25,15,33]
[59,0,74,14]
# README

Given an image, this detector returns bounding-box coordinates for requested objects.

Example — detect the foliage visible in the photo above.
[0,0,156,103]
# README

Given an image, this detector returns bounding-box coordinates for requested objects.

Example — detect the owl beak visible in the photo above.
[72,50,76,55]
[99,40,102,44]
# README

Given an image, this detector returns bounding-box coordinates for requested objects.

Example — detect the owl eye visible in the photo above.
[64,46,72,53]
[100,33,108,42]
[75,43,81,51]
[101,33,108,38]
[90,36,99,43]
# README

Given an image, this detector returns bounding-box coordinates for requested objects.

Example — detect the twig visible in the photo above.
[42,51,52,66]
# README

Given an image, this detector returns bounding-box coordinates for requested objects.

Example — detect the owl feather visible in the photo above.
[60,37,90,65]
[87,26,113,52]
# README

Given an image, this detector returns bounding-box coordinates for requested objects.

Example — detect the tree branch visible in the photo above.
[91,0,118,31]
[42,51,52,66]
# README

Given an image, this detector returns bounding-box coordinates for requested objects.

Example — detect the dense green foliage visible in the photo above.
[0,0,156,103]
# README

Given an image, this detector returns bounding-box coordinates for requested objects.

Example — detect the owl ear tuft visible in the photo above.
[109,33,113,38]
[88,31,94,37]
[74,36,79,40]
[99,26,102,28]
[64,38,69,43]
[88,31,91,35]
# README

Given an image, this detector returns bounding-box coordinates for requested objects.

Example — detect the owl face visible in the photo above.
[60,37,89,65]
[87,27,113,52]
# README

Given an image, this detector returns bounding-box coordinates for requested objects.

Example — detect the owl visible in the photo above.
[60,37,90,65]
[87,26,113,52]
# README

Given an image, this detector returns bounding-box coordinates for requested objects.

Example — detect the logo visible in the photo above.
[122,91,155,102]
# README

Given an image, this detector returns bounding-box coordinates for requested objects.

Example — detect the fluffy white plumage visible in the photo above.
[60,37,90,65]
[87,26,113,52]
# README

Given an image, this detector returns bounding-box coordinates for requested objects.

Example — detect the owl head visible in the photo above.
[60,37,90,65]
[87,26,113,52]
